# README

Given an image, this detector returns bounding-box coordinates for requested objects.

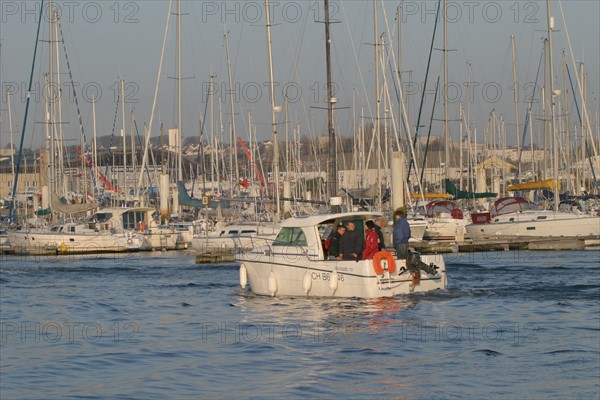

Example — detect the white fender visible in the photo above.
[239,264,247,289]
[303,270,312,294]
[268,271,277,296]
[329,268,339,293]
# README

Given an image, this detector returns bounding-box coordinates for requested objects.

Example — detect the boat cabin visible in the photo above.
[268,212,382,262]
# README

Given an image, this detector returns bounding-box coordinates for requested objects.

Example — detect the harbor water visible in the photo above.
[1,249,599,399]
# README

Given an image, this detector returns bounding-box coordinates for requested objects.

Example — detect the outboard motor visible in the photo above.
[406,251,438,276]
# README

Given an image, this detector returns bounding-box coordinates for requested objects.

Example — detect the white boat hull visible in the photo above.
[239,250,446,298]
[7,230,144,255]
[424,218,469,241]
[192,234,276,253]
[408,219,427,241]
[466,211,600,239]
[142,229,181,250]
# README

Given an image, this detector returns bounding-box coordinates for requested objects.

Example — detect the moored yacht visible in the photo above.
[466,197,600,239]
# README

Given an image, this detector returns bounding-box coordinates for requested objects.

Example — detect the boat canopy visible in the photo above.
[444,179,497,199]
[490,196,538,217]
[279,211,383,228]
[425,200,463,219]
[506,178,561,192]
[410,193,453,199]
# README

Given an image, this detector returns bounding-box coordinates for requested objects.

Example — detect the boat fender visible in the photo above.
[329,268,339,293]
[372,250,396,275]
[303,270,312,294]
[268,271,277,296]
[239,264,248,289]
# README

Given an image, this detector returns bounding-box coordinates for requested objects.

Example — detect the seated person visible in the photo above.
[339,221,365,260]
[327,224,345,260]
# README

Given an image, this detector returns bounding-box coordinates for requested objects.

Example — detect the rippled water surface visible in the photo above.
[1,249,599,399]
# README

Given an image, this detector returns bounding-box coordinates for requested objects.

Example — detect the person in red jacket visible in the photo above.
[362,220,379,259]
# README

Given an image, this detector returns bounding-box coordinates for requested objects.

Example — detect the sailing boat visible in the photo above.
[7,3,144,255]
[466,1,600,241]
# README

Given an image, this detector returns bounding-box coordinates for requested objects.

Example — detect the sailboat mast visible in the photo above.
[121,79,127,203]
[373,0,381,205]
[546,0,559,211]
[511,35,521,183]
[92,97,98,196]
[6,91,15,175]
[48,0,56,196]
[264,0,280,221]
[325,0,336,201]
[443,0,449,180]
[177,0,183,184]
[224,30,239,196]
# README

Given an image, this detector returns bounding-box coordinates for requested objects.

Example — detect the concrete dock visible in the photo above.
[412,235,600,254]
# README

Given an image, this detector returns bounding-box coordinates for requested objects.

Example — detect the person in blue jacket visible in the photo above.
[393,208,411,259]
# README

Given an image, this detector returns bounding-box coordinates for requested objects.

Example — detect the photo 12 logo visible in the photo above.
[399,1,541,25]
[1,1,140,24]
[1,80,139,105]
[0,321,140,344]
[199,1,335,24]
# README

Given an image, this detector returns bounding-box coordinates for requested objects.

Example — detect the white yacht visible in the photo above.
[467,197,600,239]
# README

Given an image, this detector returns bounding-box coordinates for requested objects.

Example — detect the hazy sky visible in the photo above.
[1,0,598,149]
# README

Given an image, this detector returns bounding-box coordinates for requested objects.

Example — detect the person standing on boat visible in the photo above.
[373,217,387,250]
[327,224,345,260]
[339,221,365,261]
[393,208,411,259]
[362,220,379,259]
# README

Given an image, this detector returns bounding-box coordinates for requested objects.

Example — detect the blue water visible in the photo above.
[1,249,599,399]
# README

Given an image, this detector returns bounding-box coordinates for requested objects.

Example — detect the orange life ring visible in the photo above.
[372,250,396,275]
[139,222,146,232]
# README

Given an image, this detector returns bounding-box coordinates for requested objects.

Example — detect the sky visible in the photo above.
[1,0,598,150]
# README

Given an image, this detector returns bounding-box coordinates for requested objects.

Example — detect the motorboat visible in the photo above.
[236,211,447,298]
[192,221,279,253]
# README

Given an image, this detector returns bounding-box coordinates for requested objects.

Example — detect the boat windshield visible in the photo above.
[272,227,307,246]
[87,212,113,223]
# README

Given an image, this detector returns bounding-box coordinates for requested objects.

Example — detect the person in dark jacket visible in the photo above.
[374,217,387,250]
[327,224,345,259]
[393,208,411,259]
[339,221,365,260]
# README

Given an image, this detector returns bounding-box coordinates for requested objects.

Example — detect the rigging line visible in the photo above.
[193,83,212,195]
[420,77,441,188]
[9,0,45,221]
[339,0,374,123]
[57,16,97,194]
[566,63,597,186]
[557,0,598,160]
[132,117,154,197]
[406,0,442,180]
[136,0,172,196]
[517,46,543,181]
[284,2,314,142]
[103,81,121,191]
